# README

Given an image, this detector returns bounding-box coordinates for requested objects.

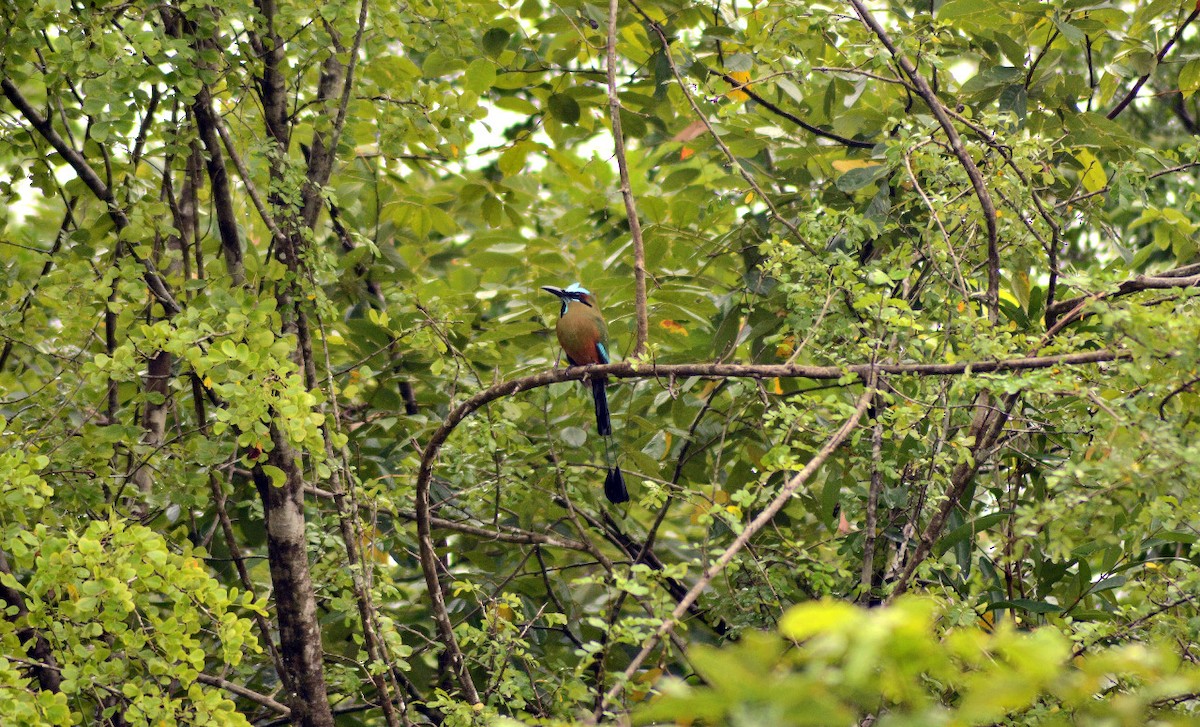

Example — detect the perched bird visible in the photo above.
[542,283,628,504]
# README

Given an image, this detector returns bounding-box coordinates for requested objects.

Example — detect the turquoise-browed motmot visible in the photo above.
[542,283,628,504]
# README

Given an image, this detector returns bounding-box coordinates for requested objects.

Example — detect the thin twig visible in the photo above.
[861,388,884,602]
[713,70,873,149]
[196,673,291,716]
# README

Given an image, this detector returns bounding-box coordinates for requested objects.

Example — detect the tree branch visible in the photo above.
[1107,5,1200,120]
[606,0,650,356]
[413,348,1124,705]
[300,0,369,230]
[196,673,291,716]
[887,390,1018,599]
[1,77,181,315]
[713,70,873,149]
[1045,265,1200,325]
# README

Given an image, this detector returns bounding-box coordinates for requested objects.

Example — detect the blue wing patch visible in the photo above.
[596,341,610,364]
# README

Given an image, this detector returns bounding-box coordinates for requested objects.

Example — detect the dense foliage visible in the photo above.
[3,0,1200,724]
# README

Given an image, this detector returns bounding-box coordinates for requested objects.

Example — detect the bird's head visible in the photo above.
[541,282,598,311]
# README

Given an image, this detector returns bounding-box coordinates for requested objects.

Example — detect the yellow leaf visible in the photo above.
[771,377,783,395]
[659,319,689,336]
[1074,149,1107,193]
[726,70,752,101]
[831,159,882,173]
[358,526,390,564]
[775,335,795,358]
[630,667,663,701]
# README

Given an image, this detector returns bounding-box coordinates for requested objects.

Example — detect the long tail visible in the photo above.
[602,435,628,503]
[591,376,611,436]
[604,465,628,504]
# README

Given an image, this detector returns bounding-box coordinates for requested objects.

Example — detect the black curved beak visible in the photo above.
[541,286,566,297]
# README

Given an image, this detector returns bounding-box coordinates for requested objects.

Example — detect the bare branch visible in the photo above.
[713,70,873,149]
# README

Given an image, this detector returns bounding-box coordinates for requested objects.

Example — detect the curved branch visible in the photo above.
[848,1,1000,322]
[606,0,650,356]
[1159,375,1200,420]
[412,348,1124,700]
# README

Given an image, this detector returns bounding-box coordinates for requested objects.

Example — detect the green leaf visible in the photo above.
[835,164,889,193]
[498,142,532,176]
[725,53,753,73]
[1180,58,1200,99]
[421,50,463,78]
[961,66,1023,94]
[547,93,581,125]
[934,512,1011,556]
[998,84,1027,128]
[482,27,510,57]
[261,465,287,488]
[937,0,1002,22]
[986,599,1063,615]
[560,426,587,447]
[1052,16,1085,45]
[464,59,497,93]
